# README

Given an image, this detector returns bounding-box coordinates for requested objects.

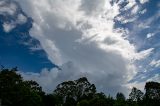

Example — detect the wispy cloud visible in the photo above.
[0,0,27,33]
[2,22,15,33]
[139,0,149,4]
[0,0,17,15]
[150,60,160,68]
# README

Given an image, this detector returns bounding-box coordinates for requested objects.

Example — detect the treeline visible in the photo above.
[0,68,160,106]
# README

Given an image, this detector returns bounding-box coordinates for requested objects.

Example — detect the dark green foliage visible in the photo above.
[129,87,144,101]
[0,68,44,106]
[145,81,160,100]
[114,92,126,106]
[144,81,160,106]
[53,77,96,105]
[116,92,125,101]
[89,92,107,106]
[43,94,57,106]
[77,100,89,106]
[0,67,160,106]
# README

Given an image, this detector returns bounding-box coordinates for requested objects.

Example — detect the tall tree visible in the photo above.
[145,81,160,100]
[54,77,96,105]
[129,87,144,101]
[0,68,44,106]
[114,92,126,106]
[116,92,125,101]
[144,81,160,106]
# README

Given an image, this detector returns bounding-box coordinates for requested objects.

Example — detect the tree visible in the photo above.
[53,77,96,105]
[0,68,22,105]
[43,94,56,106]
[116,92,125,101]
[114,92,126,106]
[145,81,160,100]
[2,67,160,106]
[144,81,160,106]
[77,100,89,106]
[0,68,44,106]
[88,92,108,106]
[76,77,96,101]
[129,87,144,101]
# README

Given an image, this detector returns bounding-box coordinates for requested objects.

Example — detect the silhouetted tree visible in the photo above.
[144,81,160,106]
[114,92,126,106]
[43,94,57,106]
[145,81,160,100]
[127,87,144,106]
[77,100,89,106]
[0,68,44,106]
[116,92,125,101]
[53,77,96,105]
[88,92,108,106]
[129,87,144,101]
[1,67,160,106]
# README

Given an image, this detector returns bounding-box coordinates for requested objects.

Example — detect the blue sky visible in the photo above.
[0,4,54,72]
[0,0,160,96]
[118,0,160,81]
[0,20,54,72]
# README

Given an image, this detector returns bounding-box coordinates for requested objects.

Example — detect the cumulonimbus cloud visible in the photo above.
[14,0,154,96]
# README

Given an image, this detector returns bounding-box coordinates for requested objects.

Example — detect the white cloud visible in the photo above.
[147,74,160,82]
[139,0,149,4]
[126,81,145,92]
[15,0,154,96]
[150,60,160,68]
[3,22,15,33]
[0,0,27,33]
[21,62,83,93]
[116,0,140,24]
[138,23,150,29]
[138,9,160,29]
[131,5,139,14]
[116,16,138,24]
[17,14,27,24]
[0,0,17,15]
[124,0,137,10]
[135,48,154,60]
[139,9,147,14]
[127,74,160,95]
[147,33,155,38]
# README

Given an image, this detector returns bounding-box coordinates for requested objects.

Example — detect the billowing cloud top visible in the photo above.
[5,0,159,96]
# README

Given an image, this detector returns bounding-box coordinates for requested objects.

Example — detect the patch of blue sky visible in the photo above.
[115,0,160,83]
[0,6,54,73]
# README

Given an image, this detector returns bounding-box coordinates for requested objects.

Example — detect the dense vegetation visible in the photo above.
[0,67,160,106]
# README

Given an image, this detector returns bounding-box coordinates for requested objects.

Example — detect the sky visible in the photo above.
[0,0,160,96]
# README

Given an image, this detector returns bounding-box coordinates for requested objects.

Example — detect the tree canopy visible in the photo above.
[129,87,144,101]
[0,67,160,106]
[0,67,44,106]
[53,77,96,105]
